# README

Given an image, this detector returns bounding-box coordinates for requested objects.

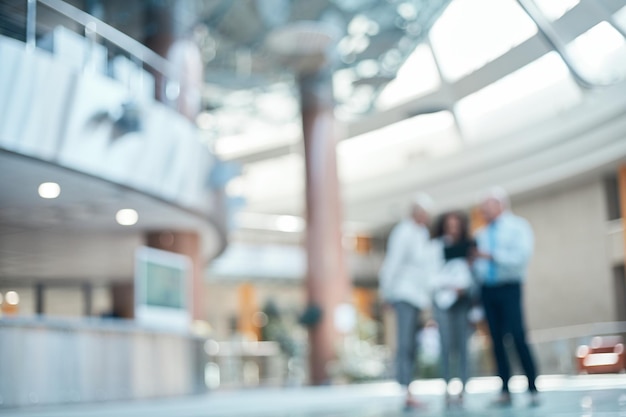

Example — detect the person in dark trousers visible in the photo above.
[431,211,477,405]
[472,188,539,407]
[379,193,437,409]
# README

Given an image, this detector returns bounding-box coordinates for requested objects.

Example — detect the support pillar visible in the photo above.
[35,283,44,315]
[111,282,134,319]
[299,69,351,385]
[619,165,626,264]
[145,231,205,321]
[83,282,93,317]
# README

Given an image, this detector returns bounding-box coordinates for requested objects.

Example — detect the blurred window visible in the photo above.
[338,111,459,181]
[566,21,626,85]
[533,0,580,21]
[455,51,582,142]
[376,44,441,110]
[614,4,626,33]
[429,0,537,82]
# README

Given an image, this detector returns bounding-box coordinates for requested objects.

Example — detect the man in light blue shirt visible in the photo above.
[473,188,539,407]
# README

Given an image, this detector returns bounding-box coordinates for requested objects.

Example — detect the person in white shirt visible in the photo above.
[472,187,539,407]
[379,193,437,409]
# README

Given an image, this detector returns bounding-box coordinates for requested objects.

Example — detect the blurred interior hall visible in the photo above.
[1,0,626,416]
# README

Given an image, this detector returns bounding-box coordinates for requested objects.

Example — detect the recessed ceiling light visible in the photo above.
[38,182,61,199]
[116,209,138,226]
[5,291,19,306]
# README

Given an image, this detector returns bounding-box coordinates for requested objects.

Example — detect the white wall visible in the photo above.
[0,286,35,316]
[44,287,84,317]
[514,178,616,330]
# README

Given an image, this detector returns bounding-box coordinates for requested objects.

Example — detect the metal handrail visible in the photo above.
[29,0,175,80]
[529,321,626,345]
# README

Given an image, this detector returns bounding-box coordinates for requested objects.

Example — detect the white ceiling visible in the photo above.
[0,151,226,284]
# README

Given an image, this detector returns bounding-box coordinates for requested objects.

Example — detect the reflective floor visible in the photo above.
[5,375,626,417]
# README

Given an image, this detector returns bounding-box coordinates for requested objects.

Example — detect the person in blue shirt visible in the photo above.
[472,188,539,407]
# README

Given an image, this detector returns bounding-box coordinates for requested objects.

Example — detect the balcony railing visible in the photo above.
[1,0,179,105]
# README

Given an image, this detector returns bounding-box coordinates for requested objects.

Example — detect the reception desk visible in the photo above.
[0,317,207,408]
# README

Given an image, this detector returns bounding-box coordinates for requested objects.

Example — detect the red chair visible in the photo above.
[576,336,625,374]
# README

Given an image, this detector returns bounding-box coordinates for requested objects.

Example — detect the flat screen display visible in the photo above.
[144,261,185,309]
[134,246,191,331]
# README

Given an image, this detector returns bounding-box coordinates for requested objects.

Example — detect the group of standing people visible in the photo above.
[379,189,539,409]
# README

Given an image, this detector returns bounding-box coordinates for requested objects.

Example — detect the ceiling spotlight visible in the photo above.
[5,291,19,306]
[116,209,138,226]
[38,182,61,199]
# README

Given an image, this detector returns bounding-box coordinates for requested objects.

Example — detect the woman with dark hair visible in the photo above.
[431,211,477,405]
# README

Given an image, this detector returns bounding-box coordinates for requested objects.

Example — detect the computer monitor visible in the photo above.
[134,246,191,331]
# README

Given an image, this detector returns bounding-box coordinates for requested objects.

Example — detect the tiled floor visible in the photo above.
[4,375,626,417]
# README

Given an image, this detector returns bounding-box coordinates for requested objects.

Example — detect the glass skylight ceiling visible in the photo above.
[455,51,582,142]
[615,4,626,31]
[375,44,440,110]
[207,0,626,228]
[209,0,626,173]
[533,0,580,21]
[566,21,626,85]
[429,0,537,83]
[194,0,455,145]
[338,111,459,182]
